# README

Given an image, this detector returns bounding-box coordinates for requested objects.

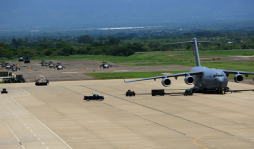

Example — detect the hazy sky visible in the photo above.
[1,0,254,30]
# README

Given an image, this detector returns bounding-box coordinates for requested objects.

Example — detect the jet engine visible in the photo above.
[161,78,171,87]
[184,76,195,85]
[234,74,244,83]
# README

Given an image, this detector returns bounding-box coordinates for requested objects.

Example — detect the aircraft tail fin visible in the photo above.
[163,38,219,67]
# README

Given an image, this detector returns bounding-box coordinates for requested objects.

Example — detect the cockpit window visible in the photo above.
[213,74,224,77]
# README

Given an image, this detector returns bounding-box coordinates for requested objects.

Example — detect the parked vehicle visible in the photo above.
[84,94,104,101]
[126,90,135,96]
[183,89,193,96]
[151,89,165,96]
[1,88,8,94]
[35,75,49,85]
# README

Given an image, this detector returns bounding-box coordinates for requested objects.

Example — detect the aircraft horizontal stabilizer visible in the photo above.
[163,41,219,45]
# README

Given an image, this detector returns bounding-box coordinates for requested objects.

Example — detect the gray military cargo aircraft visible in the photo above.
[125,38,254,94]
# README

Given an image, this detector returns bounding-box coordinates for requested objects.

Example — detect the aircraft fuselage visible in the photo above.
[191,66,228,91]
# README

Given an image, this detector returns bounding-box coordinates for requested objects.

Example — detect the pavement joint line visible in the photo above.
[2,93,51,148]
[64,74,83,80]
[61,86,83,95]
[60,85,185,136]
[10,95,73,149]
[194,128,252,149]
[79,86,185,135]
[0,116,26,149]
[103,102,186,135]
[81,85,234,136]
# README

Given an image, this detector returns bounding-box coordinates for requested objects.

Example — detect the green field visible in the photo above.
[85,71,186,80]
[83,50,254,79]
[6,49,254,66]
[85,71,254,80]
[5,49,254,80]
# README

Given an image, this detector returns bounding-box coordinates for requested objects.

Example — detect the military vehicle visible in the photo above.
[24,57,30,63]
[151,89,165,96]
[2,75,25,83]
[16,75,25,83]
[1,88,8,94]
[84,94,104,101]
[100,62,112,69]
[126,90,135,96]
[35,75,49,85]
[125,38,254,94]
[183,89,193,96]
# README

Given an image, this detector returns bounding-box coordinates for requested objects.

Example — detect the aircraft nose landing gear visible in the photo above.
[216,88,225,95]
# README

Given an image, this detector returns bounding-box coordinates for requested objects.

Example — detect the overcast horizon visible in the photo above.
[1,0,254,30]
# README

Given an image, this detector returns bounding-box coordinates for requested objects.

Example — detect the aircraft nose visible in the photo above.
[216,77,228,88]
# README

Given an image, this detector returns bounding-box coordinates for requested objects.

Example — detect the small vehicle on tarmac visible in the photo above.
[84,94,104,101]
[183,89,193,96]
[126,90,135,96]
[35,75,49,85]
[1,88,8,94]
[2,75,25,83]
[151,89,165,96]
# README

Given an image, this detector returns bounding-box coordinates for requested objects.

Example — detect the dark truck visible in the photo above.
[2,75,25,83]
[1,88,8,94]
[183,89,193,96]
[151,89,165,96]
[84,94,104,101]
[126,90,135,96]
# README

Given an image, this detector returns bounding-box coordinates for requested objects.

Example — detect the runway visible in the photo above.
[0,78,254,149]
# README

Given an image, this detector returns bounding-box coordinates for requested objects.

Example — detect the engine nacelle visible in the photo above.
[184,76,195,85]
[161,78,171,87]
[234,74,244,83]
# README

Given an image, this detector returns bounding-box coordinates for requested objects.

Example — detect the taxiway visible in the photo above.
[0,78,254,149]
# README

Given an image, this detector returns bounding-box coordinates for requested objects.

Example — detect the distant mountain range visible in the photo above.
[1,0,254,30]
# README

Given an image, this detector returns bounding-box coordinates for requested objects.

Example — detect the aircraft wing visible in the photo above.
[124,71,203,83]
[222,70,254,76]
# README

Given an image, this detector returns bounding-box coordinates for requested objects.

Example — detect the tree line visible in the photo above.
[1,30,254,59]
